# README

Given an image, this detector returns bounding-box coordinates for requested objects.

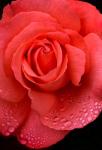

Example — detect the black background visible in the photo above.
[0,0,102,150]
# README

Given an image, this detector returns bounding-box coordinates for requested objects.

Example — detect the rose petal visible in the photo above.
[0,39,26,102]
[2,0,80,31]
[84,33,102,91]
[1,4,13,23]
[65,29,86,50]
[65,29,90,72]
[66,44,86,85]
[0,97,30,136]
[41,85,102,130]
[71,1,102,36]
[29,90,56,115]
[17,110,68,149]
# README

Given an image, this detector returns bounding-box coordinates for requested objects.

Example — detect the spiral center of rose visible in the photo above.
[26,39,57,75]
[37,46,57,74]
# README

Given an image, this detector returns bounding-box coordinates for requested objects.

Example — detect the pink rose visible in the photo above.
[0,0,102,149]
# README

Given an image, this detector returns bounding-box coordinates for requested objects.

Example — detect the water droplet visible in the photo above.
[31,137,34,141]
[64,120,72,127]
[60,126,65,130]
[95,102,98,106]
[5,132,10,136]
[53,116,59,121]
[44,116,49,120]
[20,139,27,144]
[94,110,98,114]
[1,123,5,127]
[84,112,88,117]
[81,119,85,124]
[28,140,32,144]
[20,134,24,138]
[9,127,15,133]
[60,118,66,123]
[83,108,87,112]
[70,114,74,119]
[90,108,93,112]
[7,122,10,125]
[60,107,65,112]
[87,116,92,122]
[80,117,82,121]
[0,89,2,93]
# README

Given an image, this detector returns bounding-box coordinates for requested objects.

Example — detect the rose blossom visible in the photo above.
[0,0,102,149]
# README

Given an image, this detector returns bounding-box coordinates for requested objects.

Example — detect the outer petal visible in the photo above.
[17,110,68,149]
[84,33,102,90]
[40,33,102,131]
[2,0,80,31]
[0,35,26,102]
[0,97,30,136]
[1,4,13,23]
[70,1,102,36]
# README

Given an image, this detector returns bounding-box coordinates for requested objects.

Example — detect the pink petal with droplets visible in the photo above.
[17,110,68,149]
[41,85,102,130]
[0,97,30,136]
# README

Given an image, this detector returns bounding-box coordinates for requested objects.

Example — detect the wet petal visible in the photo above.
[17,110,68,149]
[41,86,102,130]
[0,98,30,135]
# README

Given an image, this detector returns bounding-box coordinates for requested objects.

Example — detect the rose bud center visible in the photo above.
[37,46,57,74]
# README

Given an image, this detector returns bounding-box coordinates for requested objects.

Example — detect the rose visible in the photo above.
[0,0,102,149]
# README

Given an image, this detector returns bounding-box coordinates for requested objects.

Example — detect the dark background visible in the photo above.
[0,0,102,150]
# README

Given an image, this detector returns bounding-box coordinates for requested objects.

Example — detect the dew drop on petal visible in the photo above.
[84,112,88,117]
[8,127,15,133]
[63,120,72,127]
[4,132,10,136]
[87,116,92,122]
[20,139,27,145]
